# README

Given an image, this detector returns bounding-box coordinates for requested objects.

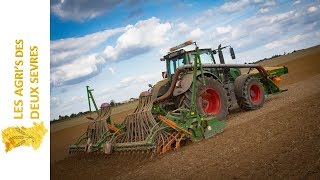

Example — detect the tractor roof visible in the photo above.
[162,48,212,61]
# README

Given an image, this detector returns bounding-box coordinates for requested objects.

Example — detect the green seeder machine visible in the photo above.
[69,40,288,156]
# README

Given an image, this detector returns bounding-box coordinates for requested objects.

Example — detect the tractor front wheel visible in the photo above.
[178,76,228,120]
[234,74,265,110]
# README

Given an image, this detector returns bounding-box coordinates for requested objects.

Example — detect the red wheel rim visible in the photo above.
[200,88,221,114]
[250,84,262,103]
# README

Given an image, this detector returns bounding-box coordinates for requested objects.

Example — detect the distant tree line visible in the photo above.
[51,111,91,121]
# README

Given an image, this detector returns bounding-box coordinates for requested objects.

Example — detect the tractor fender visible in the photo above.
[151,78,169,100]
[173,71,220,96]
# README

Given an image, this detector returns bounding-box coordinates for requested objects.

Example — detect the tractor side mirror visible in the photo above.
[230,47,236,59]
[212,50,217,54]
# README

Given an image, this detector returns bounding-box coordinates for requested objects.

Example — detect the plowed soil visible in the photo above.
[51,45,320,179]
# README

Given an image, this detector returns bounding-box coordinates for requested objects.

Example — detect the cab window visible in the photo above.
[169,56,185,75]
[189,51,214,64]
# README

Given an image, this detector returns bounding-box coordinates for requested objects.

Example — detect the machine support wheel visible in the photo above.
[234,74,265,110]
[178,76,228,120]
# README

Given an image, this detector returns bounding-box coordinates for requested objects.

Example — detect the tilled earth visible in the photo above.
[51,46,320,179]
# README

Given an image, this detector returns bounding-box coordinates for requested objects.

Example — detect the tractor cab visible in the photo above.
[161,41,237,82]
[162,48,215,77]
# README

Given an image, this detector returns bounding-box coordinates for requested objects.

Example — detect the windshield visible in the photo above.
[189,50,214,64]
[169,56,185,75]
[166,50,214,75]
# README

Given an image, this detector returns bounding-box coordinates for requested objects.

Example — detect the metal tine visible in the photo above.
[135,150,142,162]
[129,151,136,162]
[130,150,137,161]
[121,150,126,156]
[150,149,156,160]
[145,149,151,159]
[139,150,146,161]
[137,150,145,161]
[130,149,136,160]
[138,115,145,141]
[130,117,135,143]
[145,150,153,162]
[144,149,153,161]
[134,150,141,160]
[129,150,134,157]
[134,115,139,142]
[135,150,144,162]
[127,150,133,159]
[135,150,144,161]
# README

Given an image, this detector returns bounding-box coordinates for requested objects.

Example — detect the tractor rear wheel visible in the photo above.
[234,74,265,110]
[178,76,228,120]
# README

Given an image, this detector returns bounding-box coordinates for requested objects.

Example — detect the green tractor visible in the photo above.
[69,40,288,156]
[151,40,287,120]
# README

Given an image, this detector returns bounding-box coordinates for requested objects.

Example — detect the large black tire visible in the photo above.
[234,74,265,110]
[178,76,228,120]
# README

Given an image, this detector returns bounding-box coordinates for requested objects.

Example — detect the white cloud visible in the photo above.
[269,11,295,23]
[118,18,170,48]
[207,3,320,53]
[108,67,115,74]
[220,0,276,13]
[294,0,301,5]
[120,74,156,86]
[51,1,100,22]
[177,22,188,32]
[70,95,84,102]
[51,53,104,86]
[258,7,270,13]
[51,0,140,22]
[51,28,124,67]
[187,28,204,39]
[51,1,320,80]
[221,0,250,12]
[99,73,159,97]
[194,9,215,25]
[61,96,85,109]
[102,17,171,61]
[308,6,318,13]
[159,48,168,56]
[216,25,232,34]
[50,17,171,87]
[51,94,85,117]
[50,96,60,107]
[262,0,276,7]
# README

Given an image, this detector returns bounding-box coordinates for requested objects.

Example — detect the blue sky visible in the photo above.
[50,0,320,120]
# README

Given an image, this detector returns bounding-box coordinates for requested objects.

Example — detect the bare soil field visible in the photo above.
[51,45,320,179]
